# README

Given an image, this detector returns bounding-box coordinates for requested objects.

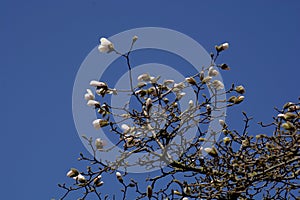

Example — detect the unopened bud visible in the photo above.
[204,147,218,157]
[76,174,86,183]
[215,42,229,52]
[66,168,79,178]
[223,137,231,145]
[219,63,230,70]
[282,121,296,131]
[234,96,244,104]
[185,77,197,85]
[219,119,225,127]
[147,185,152,198]
[208,67,219,77]
[235,85,245,94]
[132,35,138,43]
[116,172,123,183]
[228,96,236,103]
[283,102,294,109]
[93,119,109,130]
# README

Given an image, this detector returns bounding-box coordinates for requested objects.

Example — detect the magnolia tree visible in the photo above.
[58,36,300,200]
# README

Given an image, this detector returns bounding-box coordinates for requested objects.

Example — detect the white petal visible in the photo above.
[87,100,100,107]
[100,38,112,45]
[89,80,107,87]
[98,45,109,53]
[93,119,101,130]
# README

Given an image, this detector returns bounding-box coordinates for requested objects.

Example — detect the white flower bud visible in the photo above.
[219,119,225,127]
[208,67,219,77]
[185,77,197,85]
[223,137,231,145]
[116,172,123,183]
[93,119,109,130]
[98,38,114,53]
[75,174,86,183]
[89,80,107,88]
[120,113,130,119]
[146,98,152,108]
[132,35,138,43]
[66,168,79,178]
[204,147,218,157]
[211,80,224,90]
[189,100,194,108]
[95,138,105,150]
[84,89,95,100]
[235,85,245,94]
[221,42,229,50]
[202,76,212,84]
[87,100,100,107]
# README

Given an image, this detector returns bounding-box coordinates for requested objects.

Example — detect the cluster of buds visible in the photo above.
[95,138,106,151]
[66,168,86,183]
[278,101,299,131]
[93,175,104,187]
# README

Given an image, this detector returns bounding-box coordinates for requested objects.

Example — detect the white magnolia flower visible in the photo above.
[92,119,108,130]
[98,38,114,53]
[137,73,151,82]
[87,100,100,107]
[221,42,229,50]
[208,67,219,77]
[84,89,95,101]
[74,174,86,183]
[89,80,107,88]
[95,138,105,150]
[211,80,224,90]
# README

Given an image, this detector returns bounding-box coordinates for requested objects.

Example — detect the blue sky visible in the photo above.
[1,0,300,199]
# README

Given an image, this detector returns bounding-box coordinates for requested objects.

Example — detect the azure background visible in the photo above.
[1,0,300,199]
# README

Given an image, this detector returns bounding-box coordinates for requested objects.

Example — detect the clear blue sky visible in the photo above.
[1,0,300,199]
